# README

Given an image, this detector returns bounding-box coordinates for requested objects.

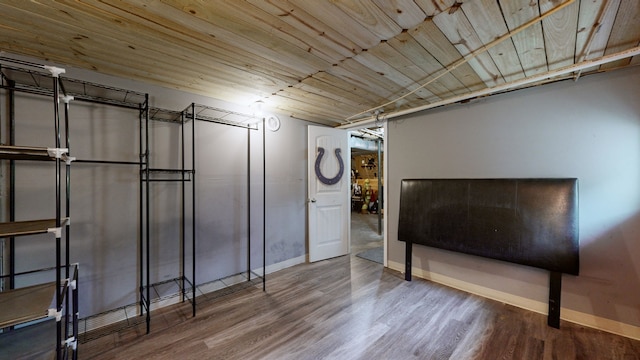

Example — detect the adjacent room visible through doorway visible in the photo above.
[349,128,384,264]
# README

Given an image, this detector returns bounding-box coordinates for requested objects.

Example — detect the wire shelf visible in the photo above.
[183,103,259,129]
[1,59,147,109]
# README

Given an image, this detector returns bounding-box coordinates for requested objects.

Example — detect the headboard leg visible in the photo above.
[405,238,412,281]
[548,271,562,328]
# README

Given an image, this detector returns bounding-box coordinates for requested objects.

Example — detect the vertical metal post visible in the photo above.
[72,266,79,360]
[63,92,71,345]
[247,127,251,281]
[181,109,185,302]
[8,79,15,291]
[52,70,62,360]
[138,100,144,320]
[262,118,266,291]
[377,139,382,235]
[144,95,150,333]
[191,103,196,317]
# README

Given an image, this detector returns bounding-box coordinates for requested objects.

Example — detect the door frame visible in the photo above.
[347,122,388,267]
[382,120,388,267]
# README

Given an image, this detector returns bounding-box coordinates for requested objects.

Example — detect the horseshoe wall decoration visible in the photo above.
[315,147,344,185]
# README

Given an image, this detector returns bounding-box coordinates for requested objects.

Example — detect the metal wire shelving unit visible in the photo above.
[0,57,79,360]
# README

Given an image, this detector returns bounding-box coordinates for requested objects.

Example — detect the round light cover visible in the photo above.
[266,115,280,132]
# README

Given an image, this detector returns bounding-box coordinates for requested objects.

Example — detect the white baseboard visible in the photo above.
[250,255,306,277]
[387,260,640,341]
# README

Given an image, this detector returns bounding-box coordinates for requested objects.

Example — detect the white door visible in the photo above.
[308,125,350,262]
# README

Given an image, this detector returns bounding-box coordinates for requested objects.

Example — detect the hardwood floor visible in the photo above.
[350,212,383,257]
[81,253,640,360]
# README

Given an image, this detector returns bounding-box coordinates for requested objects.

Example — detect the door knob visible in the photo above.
[309,198,317,203]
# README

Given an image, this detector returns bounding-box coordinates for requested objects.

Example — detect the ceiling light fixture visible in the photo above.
[251,100,264,119]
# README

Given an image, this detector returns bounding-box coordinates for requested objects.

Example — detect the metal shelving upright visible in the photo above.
[183,103,265,291]
[0,57,79,360]
[0,56,150,350]
[0,57,269,345]
[137,102,267,333]
[139,106,196,333]
[54,72,148,337]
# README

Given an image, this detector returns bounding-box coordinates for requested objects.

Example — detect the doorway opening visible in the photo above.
[349,127,384,264]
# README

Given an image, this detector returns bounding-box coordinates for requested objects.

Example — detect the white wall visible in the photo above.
[1,55,310,317]
[387,66,640,334]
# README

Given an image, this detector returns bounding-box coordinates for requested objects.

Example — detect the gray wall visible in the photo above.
[1,56,310,317]
[387,66,640,328]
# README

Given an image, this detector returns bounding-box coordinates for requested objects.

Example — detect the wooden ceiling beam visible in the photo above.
[345,0,576,121]
[433,5,505,88]
[354,48,440,102]
[246,0,362,58]
[600,0,640,70]
[540,0,580,70]
[413,0,458,17]
[409,20,486,92]
[386,32,469,96]
[340,45,640,129]
[462,0,526,82]
[575,0,621,79]
[370,0,426,29]
[1,0,637,125]
[366,42,455,100]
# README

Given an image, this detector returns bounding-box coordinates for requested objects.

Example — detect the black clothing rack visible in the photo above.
[184,103,266,291]
[139,106,197,333]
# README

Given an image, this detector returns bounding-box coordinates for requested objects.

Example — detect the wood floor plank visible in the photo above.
[78,233,640,360]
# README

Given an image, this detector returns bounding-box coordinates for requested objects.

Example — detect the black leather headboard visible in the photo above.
[398,179,579,275]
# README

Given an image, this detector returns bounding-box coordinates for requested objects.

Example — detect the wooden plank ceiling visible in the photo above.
[0,0,638,127]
